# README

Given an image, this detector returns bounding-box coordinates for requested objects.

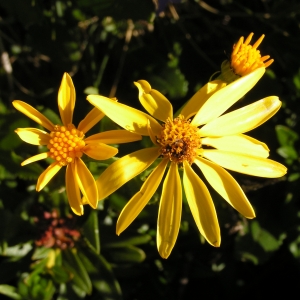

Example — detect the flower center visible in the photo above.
[157,115,201,164]
[231,33,274,76]
[47,124,85,166]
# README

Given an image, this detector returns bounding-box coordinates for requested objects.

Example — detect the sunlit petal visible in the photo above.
[199,96,281,136]
[202,150,287,178]
[12,100,54,132]
[85,130,141,144]
[181,80,227,119]
[36,162,62,191]
[134,80,173,122]
[202,134,269,158]
[157,162,182,259]
[192,68,265,126]
[147,119,159,145]
[21,152,50,166]
[183,161,220,247]
[15,128,50,145]
[58,73,75,127]
[97,147,160,200]
[75,158,98,209]
[77,107,105,134]
[83,143,118,160]
[87,95,162,136]
[117,158,168,235]
[66,164,83,216]
[194,157,255,218]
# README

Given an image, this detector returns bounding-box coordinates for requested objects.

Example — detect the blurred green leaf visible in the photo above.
[104,234,151,247]
[41,108,62,126]
[62,249,92,295]
[276,125,298,147]
[50,265,70,284]
[106,245,146,263]
[251,221,284,252]
[31,247,51,261]
[0,118,29,151]
[0,284,21,299]
[1,243,32,258]
[277,146,298,160]
[83,210,100,254]
[84,87,99,95]
[80,246,122,299]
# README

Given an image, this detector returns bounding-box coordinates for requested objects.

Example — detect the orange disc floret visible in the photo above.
[47,124,85,166]
[157,115,201,164]
[231,32,274,76]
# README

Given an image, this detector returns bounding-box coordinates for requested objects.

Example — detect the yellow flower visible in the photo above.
[218,33,273,84]
[13,73,141,215]
[87,74,287,258]
[231,32,274,76]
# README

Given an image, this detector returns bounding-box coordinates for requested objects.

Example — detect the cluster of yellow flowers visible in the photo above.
[13,33,287,258]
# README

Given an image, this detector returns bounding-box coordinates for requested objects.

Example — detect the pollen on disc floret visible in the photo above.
[157,115,201,165]
[47,124,85,166]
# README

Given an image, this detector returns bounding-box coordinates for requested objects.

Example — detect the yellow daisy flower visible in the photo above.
[87,73,287,258]
[218,33,274,84]
[13,73,141,215]
[231,32,274,76]
[182,34,271,118]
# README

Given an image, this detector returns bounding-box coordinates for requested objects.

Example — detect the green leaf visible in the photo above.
[31,247,51,261]
[106,245,146,263]
[41,108,62,126]
[84,87,99,95]
[80,247,122,299]
[0,118,29,151]
[1,243,33,257]
[0,284,21,299]
[275,125,298,147]
[62,249,92,295]
[251,221,284,252]
[49,265,70,284]
[82,211,100,254]
[277,145,298,160]
[104,234,151,247]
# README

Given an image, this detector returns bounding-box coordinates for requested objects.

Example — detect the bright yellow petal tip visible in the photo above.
[58,72,75,127]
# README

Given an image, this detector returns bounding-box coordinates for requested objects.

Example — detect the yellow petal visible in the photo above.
[194,157,255,218]
[199,96,281,136]
[97,147,160,200]
[36,162,62,191]
[83,143,118,160]
[183,161,220,247]
[116,158,168,235]
[134,80,173,122]
[15,128,50,145]
[181,80,227,119]
[12,100,54,132]
[66,164,83,216]
[202,134,269,158]
[21,152,50,166]
[192,67,265,127]
[157,162,182,259]
[202,150,287,178]
[147,119,159,145]
[58,73,75,127]
[77,107,105,134]
[87,95,162,136]
[75,158,98,209]
[84,130,141,144]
